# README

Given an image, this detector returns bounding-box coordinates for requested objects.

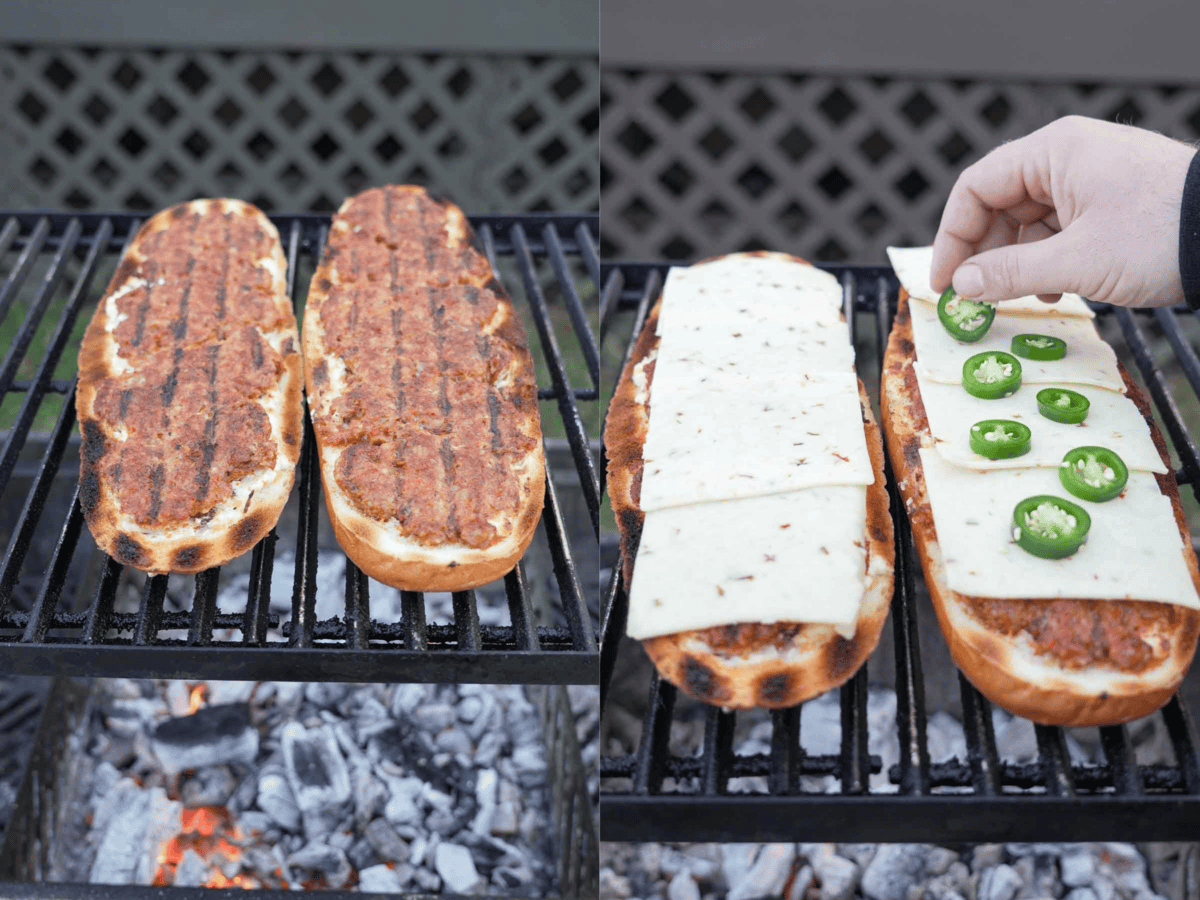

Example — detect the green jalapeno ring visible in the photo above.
[1012,333,1068,361]
[1012,494,1091,559]
[969,419,1032,460]
[938,287,996,343]
[1059,446,1129,503]
[962,350,1023,399]
[1036,387,1090,424]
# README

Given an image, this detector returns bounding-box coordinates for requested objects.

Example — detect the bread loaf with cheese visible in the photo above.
[303,185,544,592]
[606,252,894,709]
[882,289,1200,726]
[76,199,303,573]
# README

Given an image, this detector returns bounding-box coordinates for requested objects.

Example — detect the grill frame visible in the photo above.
[599,260,1200,842]
[0,210,599,685]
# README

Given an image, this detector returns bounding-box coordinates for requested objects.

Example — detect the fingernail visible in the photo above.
[954,264,984,298]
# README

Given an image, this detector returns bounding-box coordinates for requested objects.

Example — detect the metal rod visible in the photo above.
[598,268,624,346]
[1100,725,1143,795]
[81,557,122,644]
[452,591,482,652]
[700,707,735,795]
[188,569,220,646]
[288,415,320,648]
[242,529,277,645]
[1034,725,1077,797]
[840,669,871,794]
[503,564,540,651]
[598,564,627,711]
[542,466,596,651]
[510,224,600,534]
[632,675,675,795]
[575,220,601,304]
[21,490,85,644]
[0,217,51,326]
[134,575,168,645]
[401,591,428,651]
[769,706,803,795]
[342,561,371,650]
[1161,696,1200,793]
[542,222,600,389]
[958,674,1002,795]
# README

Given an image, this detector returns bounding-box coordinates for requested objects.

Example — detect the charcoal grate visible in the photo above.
[0,211,599,685]
[599,262,1200,842]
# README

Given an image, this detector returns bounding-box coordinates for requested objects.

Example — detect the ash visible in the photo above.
[60,676,570,894]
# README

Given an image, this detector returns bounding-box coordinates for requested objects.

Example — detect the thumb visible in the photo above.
[951,233,1081,302]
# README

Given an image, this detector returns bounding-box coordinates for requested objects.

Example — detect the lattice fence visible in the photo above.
[600,71,1200,261]
[0,46,599,214]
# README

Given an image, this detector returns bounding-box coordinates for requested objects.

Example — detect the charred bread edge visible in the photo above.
[303,186,545,592]
[76,199,303,575]
[881,289,1200,726]
[603,251,896,710]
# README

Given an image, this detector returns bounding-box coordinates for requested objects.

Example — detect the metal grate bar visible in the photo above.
[0,217,50,327]
[0,384,80,620]
[542,223,600,389]
[504,565,540,651]
[21,489,85,645]
[1161,697,1200,793]
[188,569,219,646]
[700,707,735,795]
[241,530,277,646]
[1114,308,1200,495]
[133,576,168,646]
[452,591,482,652]
[632,676,675,795]
[958,673,1002,796]
[1100,725,1143,796]
[598,567,626,709]
[1034,725,1077,796]
[509,224,600,536]
[81,558,121,645]
[598,268,624,346]
[769,706,802,795]
[542,467,597,652]
[400,591,428,651]
[343,562,371,650]
[287,417,320,649]
[575,221,602,305]
[840,670,871,794]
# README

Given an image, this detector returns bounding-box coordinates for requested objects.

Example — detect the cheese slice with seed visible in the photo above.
[908,295,1124,392]
[918,449,1198,606]
[888,245,1095,318]
[627,487,870,637]
[914,368,1167,474]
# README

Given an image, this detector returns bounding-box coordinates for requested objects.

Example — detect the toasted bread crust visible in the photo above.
[882,290,1200,726]
[604,251,895,709]
[304,186,544,591]
[76,199,302,574]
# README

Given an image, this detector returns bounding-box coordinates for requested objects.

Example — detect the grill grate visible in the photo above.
[599,262,1200,842]
[0,210,599,684]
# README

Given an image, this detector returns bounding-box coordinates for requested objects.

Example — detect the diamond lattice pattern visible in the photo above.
[1,47,599,213]
[601,71,1200,261]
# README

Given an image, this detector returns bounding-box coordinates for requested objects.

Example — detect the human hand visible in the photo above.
[931,115,1195,308]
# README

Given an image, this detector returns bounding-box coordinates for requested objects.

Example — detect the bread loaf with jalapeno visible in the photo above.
[303,186,544,592]
[606,252,894,710]
[882,245,1200,727]
[76,199,303,573]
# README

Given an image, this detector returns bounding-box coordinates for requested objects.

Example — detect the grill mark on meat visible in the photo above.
[251,332,263,369]
[193,345,221,507]
[215,212,231,320]
[487,389,502,451]
[169,260,196,340]
[130,261,157,347]
[118,389,132,421]
[147,464,166,521]
[439,437,458,535]
[160,347,183,406]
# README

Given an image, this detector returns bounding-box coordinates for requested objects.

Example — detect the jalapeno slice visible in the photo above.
[969,419,1032,460]
[1036,387,1090,424]
[938,288,996,343]
[1059,446,1129,502]
[1012,494,1091,559]
[962,351,1022,399]
[1012,333,1067,360]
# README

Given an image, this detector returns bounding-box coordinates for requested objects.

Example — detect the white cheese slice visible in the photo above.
[887,245,1095,318]
[918,448,1198,606]
[656,253,845,339]
[626,487,869,638]
[914,370,1168,474]
[908,296,1124,392]
[639,370,875,512]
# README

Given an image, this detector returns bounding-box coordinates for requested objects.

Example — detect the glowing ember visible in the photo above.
[152,805,264,889]
[186,683,209,715]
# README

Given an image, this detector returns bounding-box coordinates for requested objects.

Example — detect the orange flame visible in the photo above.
[186,683,209,715]
[152,805,258,889]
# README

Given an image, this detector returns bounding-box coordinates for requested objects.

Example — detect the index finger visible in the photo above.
[931,131,1056,292]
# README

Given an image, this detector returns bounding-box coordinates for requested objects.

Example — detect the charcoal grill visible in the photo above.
[599,261,1200,842]
[0,210,599,684]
